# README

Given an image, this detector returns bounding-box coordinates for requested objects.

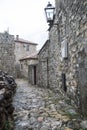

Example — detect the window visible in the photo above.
[20,63,23,70]
[23,44,26,48]
[26,44,29,51]
[62,73,67,92]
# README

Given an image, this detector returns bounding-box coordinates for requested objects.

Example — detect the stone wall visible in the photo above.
[0,32,15,77]
[78,44,87,116]
[14,39,37,78]
[14,41,37,64]
[48,0,87,110]
[20,57,38,79]
[0,70,16,130]
[38,40,49,88]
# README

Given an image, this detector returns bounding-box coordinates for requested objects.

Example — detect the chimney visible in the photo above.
[16,35,19,40]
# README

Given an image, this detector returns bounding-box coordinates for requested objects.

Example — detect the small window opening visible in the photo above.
[26,44,29,51]
[62,73,67,92]
[20,64,23,70]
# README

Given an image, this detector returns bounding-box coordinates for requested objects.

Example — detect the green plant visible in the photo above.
[4,120,13,130]
[64,111,79,119]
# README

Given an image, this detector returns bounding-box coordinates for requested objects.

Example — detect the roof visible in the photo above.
[19,52,38,61]
[15,38,38,45]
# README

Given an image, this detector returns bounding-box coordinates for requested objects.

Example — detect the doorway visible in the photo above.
[34,66,36,85]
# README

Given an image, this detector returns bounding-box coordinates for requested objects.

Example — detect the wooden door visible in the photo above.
[34,66,36,85]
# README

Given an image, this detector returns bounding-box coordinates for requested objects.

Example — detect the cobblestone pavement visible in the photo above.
[13,79,85,130]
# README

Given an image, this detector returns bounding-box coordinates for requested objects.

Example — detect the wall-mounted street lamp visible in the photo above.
[44,2,68,59]
[44,2,55,26]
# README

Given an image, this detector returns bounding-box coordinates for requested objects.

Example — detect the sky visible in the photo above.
[0,0,55,50]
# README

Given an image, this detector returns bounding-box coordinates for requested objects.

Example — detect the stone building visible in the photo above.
[0,32,37,78]
[0,32,15,76]
[38,40,49,88]
[20,53,38,80]
[14,35,38,77]
[38,0,87,115]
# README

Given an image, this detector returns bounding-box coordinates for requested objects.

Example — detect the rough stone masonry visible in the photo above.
[0,70,16,130]
[0,32,15,77]
[47,0,87,115]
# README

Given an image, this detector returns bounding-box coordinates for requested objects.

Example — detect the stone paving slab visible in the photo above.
[13,79,85,130]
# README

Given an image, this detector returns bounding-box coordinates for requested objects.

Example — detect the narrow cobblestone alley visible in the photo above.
[13,79,84,130]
